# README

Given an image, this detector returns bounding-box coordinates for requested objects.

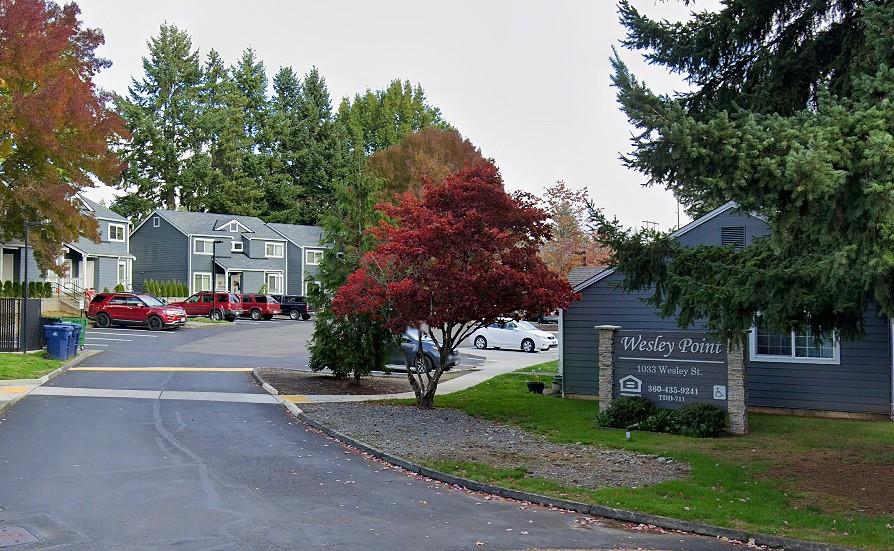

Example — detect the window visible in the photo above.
[201,294,213,303]
[108,296,129,306]
[750,317,839,364]
[117,260,128,286]
[108,223,126,242]
[266,272,283,294]
[193,273,212,292]
[265,242,284,258]
[243,295,253,303]
[231,240,243,253]
[194,239,214,255]
[152,216,160,228]
[721,226,746,251]
[304,279,321,296]
[185,295,199,303]
[305,249,324,265]
[228,221,239,232]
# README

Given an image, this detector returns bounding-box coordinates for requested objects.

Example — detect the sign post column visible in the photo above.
[596,325,621,412]
[726,336,748,435]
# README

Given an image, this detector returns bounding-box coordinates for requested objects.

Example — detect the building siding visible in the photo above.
[561,206,893,415]
[94,256,119,291]
[286,243,303,295]
[242,271,265,294]
[131,215,188,291]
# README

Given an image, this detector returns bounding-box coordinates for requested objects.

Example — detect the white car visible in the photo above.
[471,319,558,353]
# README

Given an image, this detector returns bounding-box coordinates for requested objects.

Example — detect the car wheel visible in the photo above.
[96,312,111,328]
[474,336,487,349]
[289,310,299,320]
[250,308,261,320]
[301,313,310,321]
[414,355,434,373]
[521,338,536,353]
[147,315,164,331]
[210,309,222,321]
[225,315,236,322]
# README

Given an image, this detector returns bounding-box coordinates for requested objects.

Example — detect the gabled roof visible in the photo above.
[567,266,608,288]
[267,223,324,248]
[573,201,760,293]
[142,210,284,240]
[78,194,128,223]
[213,218,253,233]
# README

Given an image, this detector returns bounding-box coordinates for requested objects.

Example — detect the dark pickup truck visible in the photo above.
[270,295,313,320]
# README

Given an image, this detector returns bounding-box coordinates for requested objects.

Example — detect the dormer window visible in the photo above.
[214,219,251,233]
[228,222,238,232]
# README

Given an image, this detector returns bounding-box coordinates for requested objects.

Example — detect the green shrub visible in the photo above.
[114,283,125,292]
[102,286,110,293]
[595,396,657,428]
[43,281,52,298]
[12,281,21,297]
[2,281,11,297]
[639,409,678,433]
[672,403,726,437]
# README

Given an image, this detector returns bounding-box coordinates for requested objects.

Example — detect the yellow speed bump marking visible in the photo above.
[283,394,310,404]
[69,367,254,372]
[0,386,30,394]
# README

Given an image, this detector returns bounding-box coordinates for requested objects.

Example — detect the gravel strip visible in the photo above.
[301,402,688,490]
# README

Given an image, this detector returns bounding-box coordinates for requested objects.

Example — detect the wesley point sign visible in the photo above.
[612,330,729,410]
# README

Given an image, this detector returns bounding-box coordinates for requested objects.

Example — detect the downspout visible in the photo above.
[558,308,565,398]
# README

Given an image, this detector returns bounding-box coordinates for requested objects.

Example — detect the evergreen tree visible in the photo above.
[114,24,203,219]
[598,1,894,340]
[336,79,450,158]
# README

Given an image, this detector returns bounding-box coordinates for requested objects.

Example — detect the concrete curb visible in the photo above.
[251,367,855,551]
[0,350,101,415]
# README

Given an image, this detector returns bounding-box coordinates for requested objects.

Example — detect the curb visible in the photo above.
[252,368,856,551]
[0,350,101,415]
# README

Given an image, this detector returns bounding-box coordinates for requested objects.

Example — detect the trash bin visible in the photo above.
[43,324,74,360]
[58,322,81,358]
[59,317,87,347]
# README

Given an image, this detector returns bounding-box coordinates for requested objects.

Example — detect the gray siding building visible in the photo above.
[0,194,135,293]
[561,202,894,419]
[131,210,324,297]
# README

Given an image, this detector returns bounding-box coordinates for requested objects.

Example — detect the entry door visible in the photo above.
[85,260,95,290]
[1,254,12,282]
[229,273,242,294]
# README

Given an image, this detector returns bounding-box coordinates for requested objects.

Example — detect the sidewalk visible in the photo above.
[282,348,556,404]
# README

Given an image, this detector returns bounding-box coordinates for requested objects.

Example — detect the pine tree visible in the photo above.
[114,24,203,219]
[599,1,894,339]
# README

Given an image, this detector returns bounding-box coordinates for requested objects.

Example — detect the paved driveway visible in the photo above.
[0,322,735,550]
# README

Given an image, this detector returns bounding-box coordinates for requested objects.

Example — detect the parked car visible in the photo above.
[240,294,282,320]
[388,328,460,372]
[169,292,243,321]
[87,292,187,330]
[270,294,313,320]
[471,319,558,353]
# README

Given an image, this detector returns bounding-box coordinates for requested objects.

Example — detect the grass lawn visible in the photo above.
[0,352,65,380]
[428,360,894,550]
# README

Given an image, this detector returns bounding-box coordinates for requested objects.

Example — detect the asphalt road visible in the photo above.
[0,322,737,550]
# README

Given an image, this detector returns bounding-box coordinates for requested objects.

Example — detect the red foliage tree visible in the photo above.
[332,162,575,407]
[0,0,125,270]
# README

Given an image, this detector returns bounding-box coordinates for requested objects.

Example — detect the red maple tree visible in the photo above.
[332,162,575,407]
[0,0,126,269]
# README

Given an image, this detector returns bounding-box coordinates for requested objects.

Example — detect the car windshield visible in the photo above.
[517,320,538,331]
[139,295,165,307]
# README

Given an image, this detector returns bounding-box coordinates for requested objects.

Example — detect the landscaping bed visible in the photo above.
[0,352,64,380]
[260,368,467,395]
[301,401,688,490]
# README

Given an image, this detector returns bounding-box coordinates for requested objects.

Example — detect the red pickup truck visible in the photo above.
[240,294,282,320]
[169,292,243,322]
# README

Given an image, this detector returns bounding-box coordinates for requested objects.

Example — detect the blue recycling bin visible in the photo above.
[43,324,74,360]
[58,322,82,358]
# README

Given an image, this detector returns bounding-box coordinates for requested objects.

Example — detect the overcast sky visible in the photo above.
[76,0,717,230]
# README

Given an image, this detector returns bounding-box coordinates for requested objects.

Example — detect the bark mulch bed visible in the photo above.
[259,368,414,395]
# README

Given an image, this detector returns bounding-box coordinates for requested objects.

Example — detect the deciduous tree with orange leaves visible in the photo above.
[0,0,125,270]
[539,181,611,277]
[332,162,574,408]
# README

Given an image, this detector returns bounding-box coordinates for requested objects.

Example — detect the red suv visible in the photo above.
[240,294,282,320]
[87,293,187,330]
[169,292,243,321]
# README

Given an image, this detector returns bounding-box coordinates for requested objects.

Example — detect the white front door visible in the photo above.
[1,253,12,282]
[85,260,95,290]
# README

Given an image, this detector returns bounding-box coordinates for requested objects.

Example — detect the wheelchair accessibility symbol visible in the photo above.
[713,385,727,400]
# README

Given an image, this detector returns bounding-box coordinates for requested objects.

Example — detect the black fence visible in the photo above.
[0,298,43,352]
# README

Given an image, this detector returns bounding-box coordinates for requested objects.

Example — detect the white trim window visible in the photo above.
[305,249,324,265]
[265,272,284,294]
[231,240,243,253]
[193,272,212,292]
[265,242,284,258]
[117,259,129,288]
[194,238,214,255]
[108,223,126,242]
[152,216,160,228]
[749,317,840,364]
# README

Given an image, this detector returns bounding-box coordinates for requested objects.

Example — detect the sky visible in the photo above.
[75,0,718,230]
